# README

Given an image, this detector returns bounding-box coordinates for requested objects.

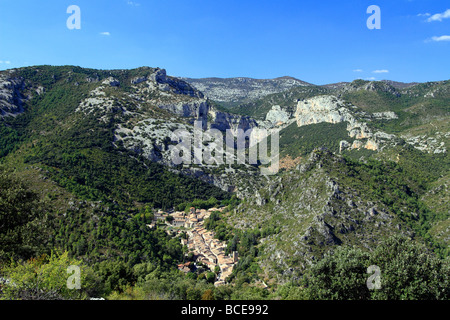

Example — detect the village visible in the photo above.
[148,207,238,286]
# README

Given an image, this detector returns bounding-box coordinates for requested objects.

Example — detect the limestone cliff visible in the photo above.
[0,73,26,117]
[294,95,398,152]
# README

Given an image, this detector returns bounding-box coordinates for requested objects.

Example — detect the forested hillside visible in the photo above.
[0,66,448,300]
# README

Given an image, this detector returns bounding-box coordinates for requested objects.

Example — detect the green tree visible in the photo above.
[186,287,202,300]
[300,235,449,300]
[93,260,134,295]
[302,246,371,300]
[206,272,216,284]
[214,265,220,275]
[0,251,98,300]
[201,289,214,300]
[368,236,449,300]
[0,169,47,261]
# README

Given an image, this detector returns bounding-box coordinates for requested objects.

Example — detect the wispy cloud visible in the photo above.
[366,77,376,81]
[372,69,389,74]
[417,13,431,17]
[427,9,450,22]
[100,32,111,36]
[430,35,450,42]
[353,69,363,72]
[0,60,11,64]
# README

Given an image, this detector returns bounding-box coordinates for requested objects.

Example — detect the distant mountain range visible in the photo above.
[181,76,312,108]
[322,80,419,90]
[181,76,422,109]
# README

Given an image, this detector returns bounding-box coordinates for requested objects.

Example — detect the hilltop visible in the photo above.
[181,76,312,109]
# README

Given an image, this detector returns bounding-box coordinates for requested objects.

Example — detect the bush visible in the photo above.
[0,251,98,300]
[302,246,371,300]
[0,168,47,262]
[300,235,449,300]
[368,236,449,300]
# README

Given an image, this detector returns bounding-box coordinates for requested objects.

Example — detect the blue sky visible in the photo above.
[0,0,449,84]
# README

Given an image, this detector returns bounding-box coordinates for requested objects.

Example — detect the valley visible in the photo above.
[0,65,448,301]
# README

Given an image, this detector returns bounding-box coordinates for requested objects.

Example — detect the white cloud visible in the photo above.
[417,13,431,17]
[430,35,450,42]
[0,60,11,64]
[353,69,363,72]
[100,32,111,36]
[427,9,450,22]
[372,69,389,74]
[366,77,376,81]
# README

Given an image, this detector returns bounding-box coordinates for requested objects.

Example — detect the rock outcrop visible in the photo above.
[0,74,26,117]
[265,105,290,125]
[295,95,353,126]
[208,108,258,134]
[102,77,120,87]
[294,95,398,152]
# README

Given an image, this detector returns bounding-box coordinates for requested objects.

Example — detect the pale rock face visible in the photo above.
[149,68,202,98]
[158,99,209,119]
[115,118,191,165]
[341,138,379,152]
[402,132,449,154]
[0,75,25,117]
[102,77,120,87]
[351,140,364,149]
[424,91,435,98]
[294,95,400,152]
[339,140,350,153]
[347,120,373,140]
[131,76,147,85]
[35,86,45,95]
[365,139,379,151]
[208,108,258,135]
[76,86,115,116]
[295,95,352,127]
[266,105,290,125]
[372,112,398,120]
[374,131,397,140]
[149,68,167,83]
